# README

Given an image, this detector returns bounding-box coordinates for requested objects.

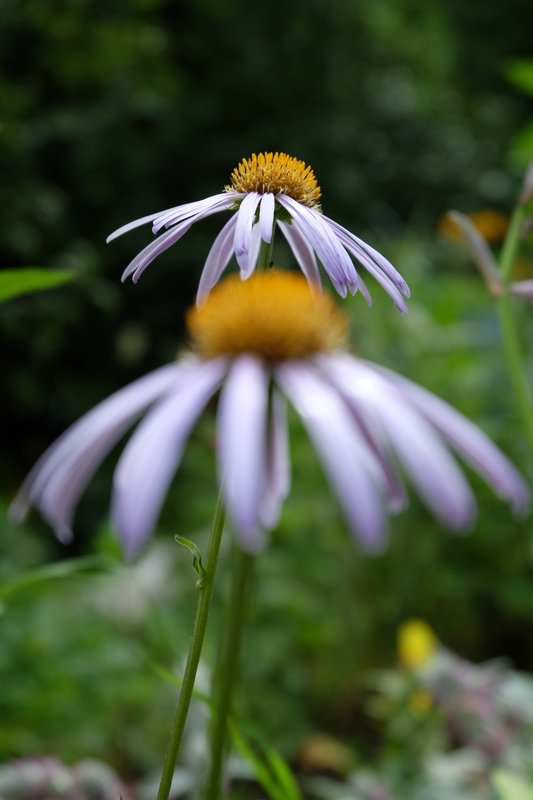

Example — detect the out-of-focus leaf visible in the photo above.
[492,769,533,800]
[0,268,75,302]
[505,60,533,95]
[0,556,120,605]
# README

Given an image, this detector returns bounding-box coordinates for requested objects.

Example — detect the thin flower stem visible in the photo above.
[497,204,533,461]
[498,295,533,459]
[500,205,527,283]
[204,549,255,800]
[257,229,275,270]
[156,493,226,800]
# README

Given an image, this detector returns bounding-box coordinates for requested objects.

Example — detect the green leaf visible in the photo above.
[175,536,206,588]
[505,59,533,95]
[0,268,75,303]
[0,556,119,605]
[492,769,533,800]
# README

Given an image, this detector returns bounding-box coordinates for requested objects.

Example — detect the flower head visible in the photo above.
[11,273,527,558]
[107,151,409,310]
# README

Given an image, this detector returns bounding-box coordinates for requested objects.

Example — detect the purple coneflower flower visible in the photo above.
[107,152,410,310]
[11,273,528,558]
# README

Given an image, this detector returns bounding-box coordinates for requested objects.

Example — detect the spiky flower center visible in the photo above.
[226,152,322,208]
[187,272,348,362]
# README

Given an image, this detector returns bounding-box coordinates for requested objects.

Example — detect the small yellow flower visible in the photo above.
[397,619,437,668]
[408,688,433,716]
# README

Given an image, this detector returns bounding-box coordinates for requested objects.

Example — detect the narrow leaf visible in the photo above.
[175,536,206,587]
[0,268,75,303]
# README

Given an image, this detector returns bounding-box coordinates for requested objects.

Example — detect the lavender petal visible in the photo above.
[259,389,291,529]
[276,361,388,551]
[234,192,261,271]
[277,220,322,288]
[323,214,410,297]
[277,196,358,295]
[152,193,236,234]
[217,355,269,552]
[197,216,238,305]
[112,359,227,558]
[315,354,407,512]
[375,364,530,514]
[328,221,408,312]
[9,364,184,540]
[259,193,275,243]
[510,279,533,302]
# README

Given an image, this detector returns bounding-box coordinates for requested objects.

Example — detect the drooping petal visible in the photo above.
[197,216,238,305]
[217,355,269,552]
[510,279,533,302]
[326,220,408,312]
[259,389,291,529]
[107,210,170,243]
[315,354,407,512]
[152,194,236,235]
[277,220,322,288]
[9,363,185,540]
[259,193,275,243]
[324,215,410,298]
[123,198,239,283]
[122,219,197,283]
[112,359,228,558]
[375,364,530,514]
[242,222,262,279]
[445,211,503,296]
[324,357,477,528]
[277,196,359,297]
[234,192,261,272]
[276,361,388,551]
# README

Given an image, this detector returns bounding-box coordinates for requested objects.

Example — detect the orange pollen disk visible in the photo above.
[226,152,322,209]
[187,272,348,362]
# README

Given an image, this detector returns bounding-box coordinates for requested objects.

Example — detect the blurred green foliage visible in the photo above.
[2,0,533,784]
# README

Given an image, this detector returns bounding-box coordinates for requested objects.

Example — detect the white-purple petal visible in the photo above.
[314,354,407,512]
[510,279,533,302]
[327,221,408,312]
[374,365,530,514]
[259,389,291,529]
[152,194,235,234]
[9,363,185,539]
[259,193,275,243]
[277,220,322,288]
[241,222,262,280]
[276,361,388,551]
[112,359,228,558]
[197,216,238,305]
[217,355,269,552]
[323,215,410,297]
[107,210,171,243]
[122,219,197,283]
[278,195,358,292]
[233,192,261,271]
[320,354,476,527]
[123,198,239,283]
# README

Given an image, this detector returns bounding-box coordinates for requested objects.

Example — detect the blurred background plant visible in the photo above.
[2,0,533,797]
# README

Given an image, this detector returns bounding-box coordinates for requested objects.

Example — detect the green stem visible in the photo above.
[156,494,226,800]
[500,205,527,283]
[257,229,275,270]
[498,294,533,459]
[204,549,255,799]
[496,203,533,462]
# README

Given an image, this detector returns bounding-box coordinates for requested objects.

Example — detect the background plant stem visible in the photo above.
[156,494,226,800]
[497,205,533,462]
[204,549,255,800]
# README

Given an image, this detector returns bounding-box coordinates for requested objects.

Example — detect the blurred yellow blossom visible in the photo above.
[438,209,508,244]
[397,619,437,668]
